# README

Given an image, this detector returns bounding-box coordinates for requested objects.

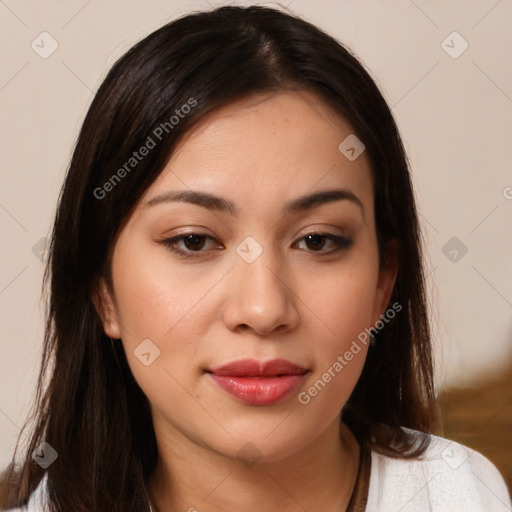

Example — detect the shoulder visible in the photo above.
[7,473,48,512]
[366,428,511,512]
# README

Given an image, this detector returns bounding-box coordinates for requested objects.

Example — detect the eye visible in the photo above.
[294,232,353,254]
[160,233,222,258]
[160,231,353,259]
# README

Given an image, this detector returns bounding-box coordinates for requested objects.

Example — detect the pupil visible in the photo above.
[307,234,324,250]
[185,234,204,250]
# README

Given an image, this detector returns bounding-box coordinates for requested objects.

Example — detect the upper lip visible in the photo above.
[207,358,308,377]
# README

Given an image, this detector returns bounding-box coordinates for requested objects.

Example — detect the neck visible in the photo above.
[147,418,360,512]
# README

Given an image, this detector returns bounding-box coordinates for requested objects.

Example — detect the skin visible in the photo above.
[96,90,397,512]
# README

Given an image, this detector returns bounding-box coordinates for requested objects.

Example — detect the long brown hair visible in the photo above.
[1,5,438,510]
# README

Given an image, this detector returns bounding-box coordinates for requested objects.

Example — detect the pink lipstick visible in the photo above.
[206,358,308,406]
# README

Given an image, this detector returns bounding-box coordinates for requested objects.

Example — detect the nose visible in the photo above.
[222,246,300,336]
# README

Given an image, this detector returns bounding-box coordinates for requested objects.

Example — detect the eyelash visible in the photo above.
[160,232,354,259]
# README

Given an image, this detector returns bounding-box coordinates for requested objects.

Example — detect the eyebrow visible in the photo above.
[144,188,365,218]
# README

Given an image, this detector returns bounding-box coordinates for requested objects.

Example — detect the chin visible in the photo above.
[208,424,317,465]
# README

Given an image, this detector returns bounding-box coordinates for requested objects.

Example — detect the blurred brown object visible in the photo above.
[437,361,512,495]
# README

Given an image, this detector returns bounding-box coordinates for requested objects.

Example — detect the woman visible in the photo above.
[1,5,510,512]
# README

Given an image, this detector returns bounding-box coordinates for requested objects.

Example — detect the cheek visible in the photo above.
[110,243,219,393]
[298,256,378,405]
[307,257,380,344]
[299,296,372,418]
[112,264,209,410]
[112,242,215,341]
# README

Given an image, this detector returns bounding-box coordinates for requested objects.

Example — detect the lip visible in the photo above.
[206,358,308,406]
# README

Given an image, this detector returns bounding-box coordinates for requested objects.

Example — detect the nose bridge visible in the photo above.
[223,235,298,335]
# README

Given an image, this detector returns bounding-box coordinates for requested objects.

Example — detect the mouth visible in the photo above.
[205,358,309,406]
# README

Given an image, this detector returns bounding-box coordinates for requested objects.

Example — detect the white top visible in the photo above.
[11,431,511,511]
[366,432,511,511]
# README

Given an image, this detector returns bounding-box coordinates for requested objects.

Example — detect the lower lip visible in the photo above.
[208,373,306,406]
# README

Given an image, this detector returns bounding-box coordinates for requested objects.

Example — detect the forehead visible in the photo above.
[139,90,373,217]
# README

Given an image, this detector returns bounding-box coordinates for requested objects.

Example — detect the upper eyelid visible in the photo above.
[166,230,346,241]
[166,222,351,239]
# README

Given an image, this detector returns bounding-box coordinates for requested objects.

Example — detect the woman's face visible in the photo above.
[98,90,396,462]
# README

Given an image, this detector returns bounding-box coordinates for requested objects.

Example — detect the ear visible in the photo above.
[372,240,399,322]
[92,278,122,339]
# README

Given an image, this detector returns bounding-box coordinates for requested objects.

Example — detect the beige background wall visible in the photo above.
[1,0,511,470]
